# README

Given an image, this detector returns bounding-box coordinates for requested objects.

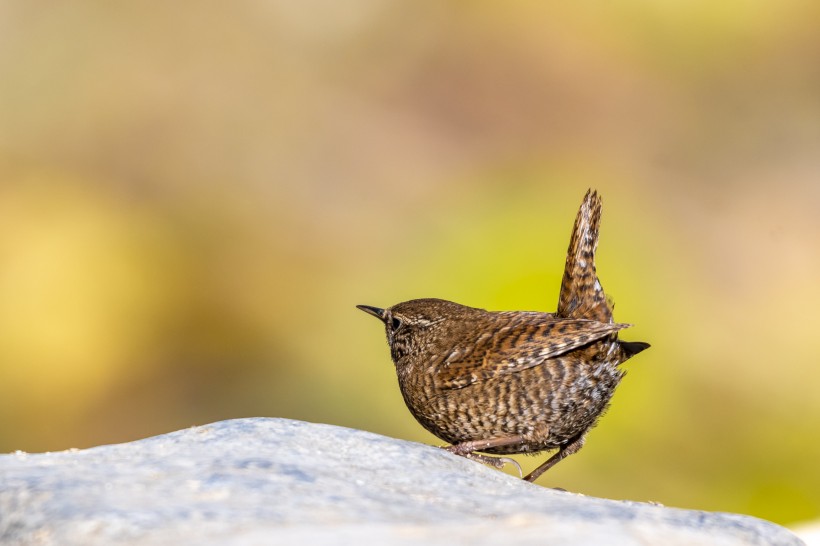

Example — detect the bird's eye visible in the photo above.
[390,316,403,331]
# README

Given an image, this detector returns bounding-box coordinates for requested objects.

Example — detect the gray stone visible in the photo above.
[0,418,804,545]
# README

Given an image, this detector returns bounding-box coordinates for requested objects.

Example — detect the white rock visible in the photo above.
[0,418,804,546]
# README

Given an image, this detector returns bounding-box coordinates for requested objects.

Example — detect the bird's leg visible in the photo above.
[444,435,525,477]
[524,434,586,482]
[445,434,526,456]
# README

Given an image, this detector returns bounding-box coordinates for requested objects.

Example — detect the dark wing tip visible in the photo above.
[620,340,651,359]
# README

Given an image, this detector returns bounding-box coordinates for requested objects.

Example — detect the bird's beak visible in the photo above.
[356,304,386,322]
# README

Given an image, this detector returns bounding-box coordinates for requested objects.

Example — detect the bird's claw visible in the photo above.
[492,456,523,478]
[443,447,523,478]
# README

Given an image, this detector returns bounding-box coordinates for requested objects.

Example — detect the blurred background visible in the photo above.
[1,0,819,527]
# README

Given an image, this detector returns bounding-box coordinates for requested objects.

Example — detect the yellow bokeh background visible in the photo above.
[1,1,819,526]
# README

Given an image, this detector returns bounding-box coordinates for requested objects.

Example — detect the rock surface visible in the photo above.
[0,418,804,546]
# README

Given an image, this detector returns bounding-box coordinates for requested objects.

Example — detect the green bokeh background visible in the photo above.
[1,1,819,526]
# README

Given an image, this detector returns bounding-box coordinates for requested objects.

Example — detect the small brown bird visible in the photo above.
[358,190,649,482]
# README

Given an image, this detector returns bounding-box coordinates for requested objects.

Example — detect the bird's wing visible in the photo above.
[434,318,629,390]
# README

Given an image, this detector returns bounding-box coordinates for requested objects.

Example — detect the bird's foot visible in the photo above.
[442,445,523,478]
[468,453,523,478]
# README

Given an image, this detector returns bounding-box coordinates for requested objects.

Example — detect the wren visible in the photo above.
[357,190,649,482]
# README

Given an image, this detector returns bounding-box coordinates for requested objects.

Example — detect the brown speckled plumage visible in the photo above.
[358,190,649,482]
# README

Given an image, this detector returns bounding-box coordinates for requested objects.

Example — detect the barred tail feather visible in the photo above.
[557,189,612,323]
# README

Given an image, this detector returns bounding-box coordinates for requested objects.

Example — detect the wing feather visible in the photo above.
[435,317,629,389]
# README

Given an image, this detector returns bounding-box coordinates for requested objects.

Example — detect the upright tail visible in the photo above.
[557,189,612,323]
